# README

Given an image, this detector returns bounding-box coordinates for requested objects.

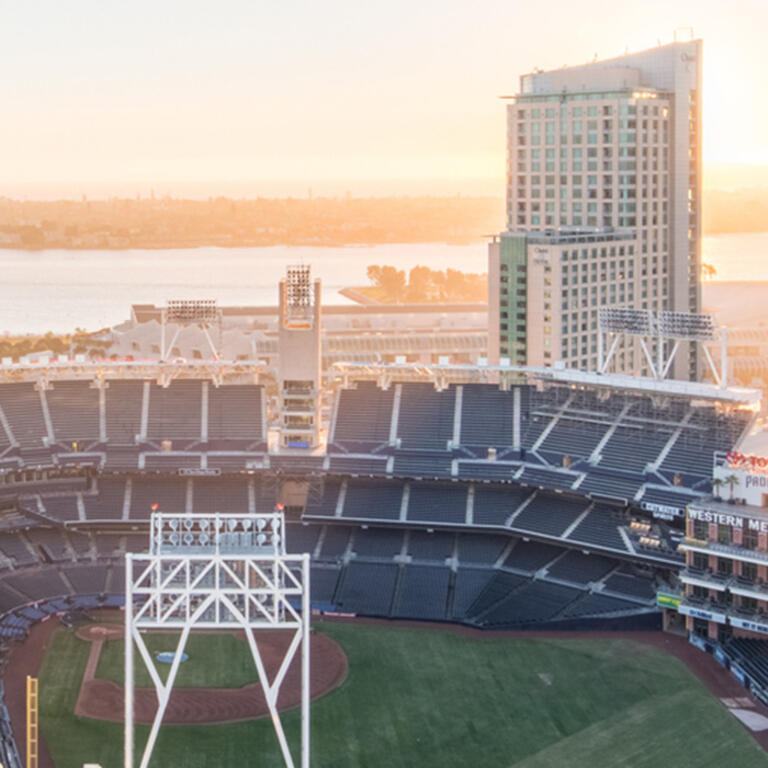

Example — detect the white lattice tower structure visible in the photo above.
[160,299,223,361]
[125,510,310,768]
[598,307,726,385]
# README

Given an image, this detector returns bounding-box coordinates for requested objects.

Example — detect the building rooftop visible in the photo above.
[518,39,700,96]
[508,87,667,103]
[495,228,635,245]
[131,301,488,324]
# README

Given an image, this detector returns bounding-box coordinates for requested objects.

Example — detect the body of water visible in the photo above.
[0,233,764,335]
[700,232,768,282]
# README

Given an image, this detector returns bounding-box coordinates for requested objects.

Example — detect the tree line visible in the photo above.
[364,265,486,303]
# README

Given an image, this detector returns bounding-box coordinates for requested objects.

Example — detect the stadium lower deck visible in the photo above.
[0,370,761,764]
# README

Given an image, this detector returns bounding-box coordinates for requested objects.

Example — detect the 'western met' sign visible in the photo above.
[689,507,768,533]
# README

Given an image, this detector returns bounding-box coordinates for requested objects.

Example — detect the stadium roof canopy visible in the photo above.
[0,359,268,385]
[332,361,762,406]
[530,366,761,405]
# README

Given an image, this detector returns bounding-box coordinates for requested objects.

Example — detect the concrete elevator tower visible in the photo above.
[278,265,322,449]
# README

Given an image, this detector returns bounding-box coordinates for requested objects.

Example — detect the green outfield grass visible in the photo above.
[39,622,768,768]
[95,632,259,688]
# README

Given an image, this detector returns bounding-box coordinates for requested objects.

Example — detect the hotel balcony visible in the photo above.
[679,567,731,592]
[680,568,768,601]
[679,537,768,566]
[730,576,768,601]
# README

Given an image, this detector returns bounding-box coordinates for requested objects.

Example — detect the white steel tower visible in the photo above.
[124,510,310,768]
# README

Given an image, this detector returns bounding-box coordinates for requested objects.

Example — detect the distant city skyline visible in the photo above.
[0,162,763,201]
[2,0,767,196]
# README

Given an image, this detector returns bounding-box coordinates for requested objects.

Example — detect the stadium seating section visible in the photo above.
[722,636,768,705]
[327,381,752,507]
[0,375,751,663]
[0,378,268,474]
[0,508,661,636]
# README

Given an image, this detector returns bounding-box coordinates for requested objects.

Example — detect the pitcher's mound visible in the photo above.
[77,624,124,642]
[76,630,347,725]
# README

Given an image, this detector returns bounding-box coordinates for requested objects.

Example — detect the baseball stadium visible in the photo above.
[0,268,767,767]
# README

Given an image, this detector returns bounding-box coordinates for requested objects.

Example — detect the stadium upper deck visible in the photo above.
[0,358,753,484]
[0,358,750,577]
[0,360,754,514]
[328,366,757,502]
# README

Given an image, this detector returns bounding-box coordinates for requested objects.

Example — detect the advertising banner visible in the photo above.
[656,592,682,609]
[731,664,747,686]
[642,501,685,520]
[678,604,727,623]
[689,634,708,652]
[729,617,768,635]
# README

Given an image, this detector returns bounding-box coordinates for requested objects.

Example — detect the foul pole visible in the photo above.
[26,676,38,768]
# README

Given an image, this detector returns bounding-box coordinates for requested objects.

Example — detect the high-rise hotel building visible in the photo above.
[489,40,702,380]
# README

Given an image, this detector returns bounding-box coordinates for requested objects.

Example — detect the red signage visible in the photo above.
[726,451,768,473]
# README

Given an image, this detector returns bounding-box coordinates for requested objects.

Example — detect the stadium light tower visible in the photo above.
[277,266,322,449]
[160,299,222,361]
[598,308,726,385]
[124,509,310,768]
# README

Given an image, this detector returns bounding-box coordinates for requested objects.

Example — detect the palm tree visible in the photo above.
[724,473,740,503]
[711,477,724,500]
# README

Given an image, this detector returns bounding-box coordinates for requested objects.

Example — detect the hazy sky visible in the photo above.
[1,0,766,196]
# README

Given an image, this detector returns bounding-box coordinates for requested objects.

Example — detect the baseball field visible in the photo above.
[36,619,768,767]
